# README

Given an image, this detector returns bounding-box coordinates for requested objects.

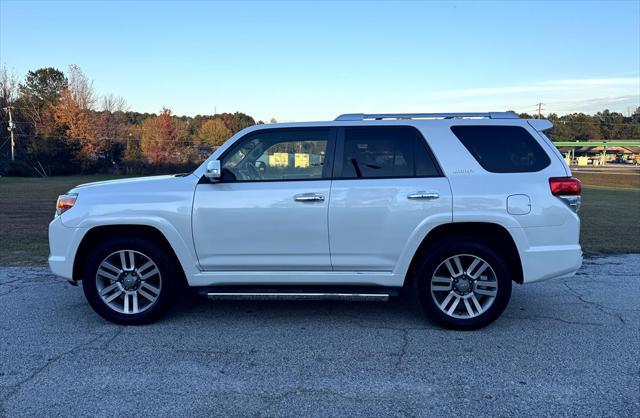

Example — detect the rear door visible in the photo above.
[328,126,452,271]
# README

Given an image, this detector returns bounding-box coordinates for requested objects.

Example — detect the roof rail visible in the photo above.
[334,112,520,121]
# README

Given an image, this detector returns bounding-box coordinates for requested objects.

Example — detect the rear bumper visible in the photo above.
[509,220,582,284]
[521,245,582,283]
[48,217,85,280]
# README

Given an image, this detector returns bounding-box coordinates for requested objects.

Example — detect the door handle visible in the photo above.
[407,191,439,200]
[294,193,325,202]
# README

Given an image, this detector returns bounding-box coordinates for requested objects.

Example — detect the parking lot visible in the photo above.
[1,255,638,417]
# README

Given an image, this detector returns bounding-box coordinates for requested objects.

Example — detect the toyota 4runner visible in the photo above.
[49,112,582,329]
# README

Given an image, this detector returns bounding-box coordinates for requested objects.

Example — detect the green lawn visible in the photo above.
[0,175,638,266]
[579,187,640,254]
[574,171,640,190]
[0,175,124,266]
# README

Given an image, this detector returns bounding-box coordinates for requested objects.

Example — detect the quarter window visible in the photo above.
[451,125,551,173]
[221,129,329,182]
[338,127,440,179]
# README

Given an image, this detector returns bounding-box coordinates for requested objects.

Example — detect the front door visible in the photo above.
[193,127,335,271]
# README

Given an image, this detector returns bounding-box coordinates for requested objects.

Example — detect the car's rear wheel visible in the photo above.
[414,239,512,330]
[81,237,179,325]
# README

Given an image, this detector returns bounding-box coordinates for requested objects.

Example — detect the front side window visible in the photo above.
[221,129,329,181]
[451,125,551,173]
[337,127,440,179]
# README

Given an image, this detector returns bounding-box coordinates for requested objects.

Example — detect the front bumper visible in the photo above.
[48,216,86,280]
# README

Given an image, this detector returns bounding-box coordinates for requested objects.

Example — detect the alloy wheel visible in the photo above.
[95,250,162,315]
[430,254,498,319]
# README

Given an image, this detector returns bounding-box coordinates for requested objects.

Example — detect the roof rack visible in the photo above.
[334,112,520,121]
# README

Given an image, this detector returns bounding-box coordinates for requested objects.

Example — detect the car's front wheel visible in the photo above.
[415,239,512,330]
[81,236,179,325]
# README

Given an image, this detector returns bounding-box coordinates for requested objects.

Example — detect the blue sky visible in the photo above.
[1,0,639,121]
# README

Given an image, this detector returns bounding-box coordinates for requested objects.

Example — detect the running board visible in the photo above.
[206,292,390,301]
[198,285,398,302]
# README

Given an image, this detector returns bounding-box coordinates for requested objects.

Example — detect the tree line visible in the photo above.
[1,65,639,177]
[520,109,640,142]
[0,65,259,176]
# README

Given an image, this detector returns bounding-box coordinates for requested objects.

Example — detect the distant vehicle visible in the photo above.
[49,112,582,329]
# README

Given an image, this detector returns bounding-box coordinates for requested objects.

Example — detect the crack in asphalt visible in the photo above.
[563,282,627,324]
[0,285,19,297]
[503,314,604,326]
[101,326,125,350]
[0,327,123,413]
[0,280,61,298]
[394,329,410,371]
[0,278,23,286]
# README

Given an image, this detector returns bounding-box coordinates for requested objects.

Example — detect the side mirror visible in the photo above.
[204,160,221,182]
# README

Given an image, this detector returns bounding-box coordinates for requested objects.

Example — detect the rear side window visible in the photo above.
[337,127,440,179]
[451,125,551,173]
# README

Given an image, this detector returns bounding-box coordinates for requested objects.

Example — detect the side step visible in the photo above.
[197,285,399,302]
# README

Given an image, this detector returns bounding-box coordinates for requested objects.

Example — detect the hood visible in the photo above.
[69,175,179,193]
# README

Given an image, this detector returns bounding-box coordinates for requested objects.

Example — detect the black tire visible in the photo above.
[81,236,180,325]
[414,238,512,330]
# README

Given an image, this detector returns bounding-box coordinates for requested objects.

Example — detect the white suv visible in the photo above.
[49,112,582,329]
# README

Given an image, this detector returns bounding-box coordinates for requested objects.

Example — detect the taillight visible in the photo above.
[56,193,78,216]
[549,177,581,212]
[549,177,581,196]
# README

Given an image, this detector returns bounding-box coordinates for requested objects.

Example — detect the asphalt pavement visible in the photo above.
[1,255,638,417]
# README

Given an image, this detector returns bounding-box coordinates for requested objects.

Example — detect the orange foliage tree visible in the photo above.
[140,108,191,164]
[53,89,99,159]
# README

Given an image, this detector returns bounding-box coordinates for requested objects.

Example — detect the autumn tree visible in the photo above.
[53,65,120,164]
[196,118,232,147]
[54,88,97,158]
[140,108,190,164]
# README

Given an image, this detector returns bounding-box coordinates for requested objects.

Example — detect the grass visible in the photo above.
[0,173,638,266]
[573,171,640,190]
[0,175,123,266]
[579,187,639,255]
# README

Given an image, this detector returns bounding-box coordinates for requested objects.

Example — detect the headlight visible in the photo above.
[56,193,78,216]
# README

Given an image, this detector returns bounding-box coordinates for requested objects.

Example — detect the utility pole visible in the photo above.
[3,106,15,161]
[536,102,545,119]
